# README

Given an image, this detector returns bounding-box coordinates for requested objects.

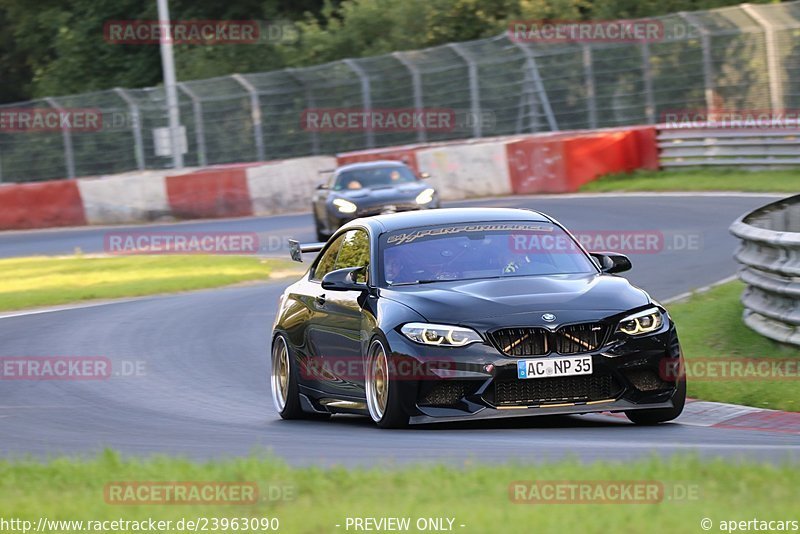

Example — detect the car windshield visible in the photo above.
[333,165,417,191]
[381,221,597,286]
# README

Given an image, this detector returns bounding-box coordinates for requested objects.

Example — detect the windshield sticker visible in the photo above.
[387,223,552,246]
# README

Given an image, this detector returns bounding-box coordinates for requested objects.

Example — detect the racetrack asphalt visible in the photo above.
[1,193,798,465]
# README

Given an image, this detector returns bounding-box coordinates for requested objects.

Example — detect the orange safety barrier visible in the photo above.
[506,127,658,194]
[0,180,86,230]
[165,168,252,219]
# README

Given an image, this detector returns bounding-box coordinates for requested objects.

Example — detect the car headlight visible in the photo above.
[415,188,436,205]
[401,323,482,346]
[617,307,663,336]
[332,198,357,214]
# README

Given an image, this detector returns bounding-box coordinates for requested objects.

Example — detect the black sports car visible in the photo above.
[271,208,686,428]
[311,160,440,241]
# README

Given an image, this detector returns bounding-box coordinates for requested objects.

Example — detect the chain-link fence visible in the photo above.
[1,1,799,183]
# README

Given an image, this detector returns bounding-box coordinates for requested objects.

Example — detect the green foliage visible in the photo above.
[0,0,778,103]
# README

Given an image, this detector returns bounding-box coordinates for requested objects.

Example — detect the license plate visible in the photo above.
[517,356,592,379]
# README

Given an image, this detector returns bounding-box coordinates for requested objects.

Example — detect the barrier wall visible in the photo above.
[247,156,337,215]
[0,126,658,230]
[0,180,86,230]
[416,141,513,200]
[166,167,253,219]
[77,170,173,224]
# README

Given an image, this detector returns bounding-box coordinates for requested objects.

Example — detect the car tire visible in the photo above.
[365,337,409,429]
[625,377,686,425]
[313,215,328,243]
[271,334,330,421]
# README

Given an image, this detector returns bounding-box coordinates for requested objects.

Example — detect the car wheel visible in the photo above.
[625,377,686,425]
[365,338,409,429]
[271,334,329,420]
[313,215,328,243]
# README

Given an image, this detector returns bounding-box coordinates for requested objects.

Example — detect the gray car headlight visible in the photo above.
[401,323,482,346]
[333,198,357,214]
[616,307,663,336]
[415,188,436,205]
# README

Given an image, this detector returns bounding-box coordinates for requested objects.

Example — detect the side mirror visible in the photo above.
[419,172,431,179]
[316,182,329,190]
[321,267,367,291]
[590,252,632,274]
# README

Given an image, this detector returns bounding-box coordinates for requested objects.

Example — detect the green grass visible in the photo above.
[668,281,800,411]
[0,255,302,312]
[580,168,800,192]
[0,452,797,534]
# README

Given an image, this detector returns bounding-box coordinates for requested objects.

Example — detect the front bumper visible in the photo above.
[384,321,683,425]
[328,200,439,229]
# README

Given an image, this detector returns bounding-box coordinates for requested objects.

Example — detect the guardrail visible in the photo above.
[659,121,800,168]
[730,194,800,346]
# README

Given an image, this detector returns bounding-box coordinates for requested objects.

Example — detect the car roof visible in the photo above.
[335,160,408,173]
[341,207,552,235]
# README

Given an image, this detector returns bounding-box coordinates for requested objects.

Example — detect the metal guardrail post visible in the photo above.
[730,194,800,346]
[232,74,266,161]
[177,83,208,167]
[343,59,375,148]
[640,41,656,124]
[741,3,784,112]
[44,97,76,179]
[582,44,598,129]
[113,88,145,171]
[392,52,426,143]
[448,43,482,138]
[510,41,559,132]
[286,68,320,155]
[679,12,716,115]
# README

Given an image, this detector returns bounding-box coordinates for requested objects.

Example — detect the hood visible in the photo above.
[335,182,428,205]
[381,273,650,328]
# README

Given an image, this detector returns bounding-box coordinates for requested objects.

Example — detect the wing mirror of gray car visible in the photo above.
[590,252,632,274]
[316,182,329,190]
[419,172,431,179]
[321,267,367,291]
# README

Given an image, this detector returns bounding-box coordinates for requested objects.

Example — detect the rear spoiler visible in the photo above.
[288,239,325,262]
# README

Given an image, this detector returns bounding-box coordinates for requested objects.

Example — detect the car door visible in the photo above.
[307,228,371,398]
[302,233,345,393]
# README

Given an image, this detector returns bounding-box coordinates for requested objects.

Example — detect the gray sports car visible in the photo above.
[311,160,440,241]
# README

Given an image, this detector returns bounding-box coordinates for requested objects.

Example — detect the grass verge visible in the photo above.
[580,168,800,193]
[668,280,800,411]
[0,255,302,312]
[0,452,797,534]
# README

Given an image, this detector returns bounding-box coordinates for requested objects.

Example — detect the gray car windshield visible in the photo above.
[381,222,597,285]
[334,166,417,191]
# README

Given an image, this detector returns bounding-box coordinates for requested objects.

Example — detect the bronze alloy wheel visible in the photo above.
[271,335,290,412]
[366,340,389,422]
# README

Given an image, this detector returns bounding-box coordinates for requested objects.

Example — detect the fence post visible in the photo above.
[448,43,482,138]
[286,68,320,155]
[113,88,145,171]
[177,83,208,167]
[343,59,374,148]
[392,52,426,143]
[511,41,558,132]
[679,12,716,115]
[232,74,266,161]
[741,3,784,111]
[582,44,598,129]
[44,97,76,179]
[640,41,656,124]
